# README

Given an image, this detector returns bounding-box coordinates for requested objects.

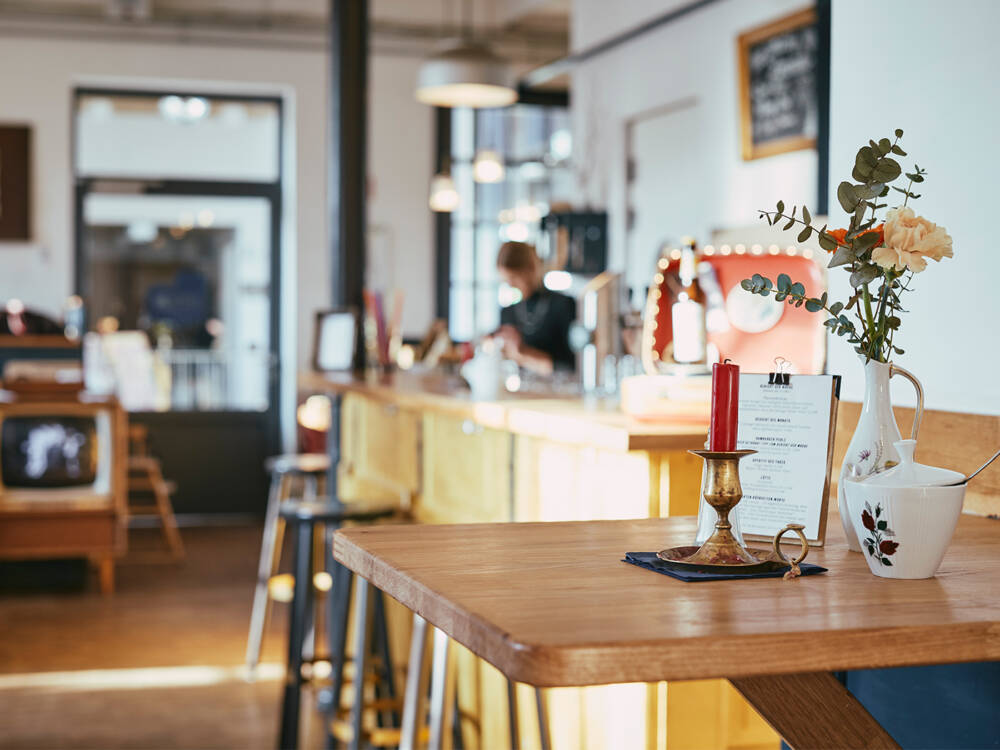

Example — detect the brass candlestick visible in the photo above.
[683,449,758,565]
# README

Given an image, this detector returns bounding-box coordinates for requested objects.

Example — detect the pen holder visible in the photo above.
[685,449,759,565]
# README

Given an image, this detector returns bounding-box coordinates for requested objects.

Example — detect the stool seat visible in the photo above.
[279,498,396,524]
[265,453,331,476]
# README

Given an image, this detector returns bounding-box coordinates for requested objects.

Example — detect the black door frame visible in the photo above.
[71,88,285,453]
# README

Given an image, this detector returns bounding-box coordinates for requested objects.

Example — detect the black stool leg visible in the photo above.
[325,560,354,749]
[278,519,314,750]
[373,590,399,728]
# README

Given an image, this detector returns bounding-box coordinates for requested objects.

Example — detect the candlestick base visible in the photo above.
[683,449,759,566]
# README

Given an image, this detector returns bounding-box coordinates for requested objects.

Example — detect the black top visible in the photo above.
[500,289,577,371]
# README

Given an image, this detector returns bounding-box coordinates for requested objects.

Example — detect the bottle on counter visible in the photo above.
[670,238,707,364]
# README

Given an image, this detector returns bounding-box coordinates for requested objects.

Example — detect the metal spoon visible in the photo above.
[942,448,1000,487]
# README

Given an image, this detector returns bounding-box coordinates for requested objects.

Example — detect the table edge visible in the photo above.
[333,525,1000,687]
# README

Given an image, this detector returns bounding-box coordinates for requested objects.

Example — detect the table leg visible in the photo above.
[400,614,429,750]
[729,672,901,750]
[428,627,453,750]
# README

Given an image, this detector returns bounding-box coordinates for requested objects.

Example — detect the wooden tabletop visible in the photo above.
[334,513,1000,687]
[299,370,709,452]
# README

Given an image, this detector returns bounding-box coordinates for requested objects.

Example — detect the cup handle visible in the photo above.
[772,523,809,565]
[889,364,924,441]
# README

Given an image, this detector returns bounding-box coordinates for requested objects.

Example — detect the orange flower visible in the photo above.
[823,224,884,253]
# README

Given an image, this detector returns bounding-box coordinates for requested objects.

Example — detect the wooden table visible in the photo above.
[334,513,1000,749]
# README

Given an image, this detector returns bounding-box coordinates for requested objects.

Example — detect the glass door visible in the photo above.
[73,89,283,513]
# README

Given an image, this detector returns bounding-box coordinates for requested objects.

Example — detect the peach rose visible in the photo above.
[871,206,952,273]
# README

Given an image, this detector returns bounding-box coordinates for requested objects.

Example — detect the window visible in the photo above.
[446,102,574,341]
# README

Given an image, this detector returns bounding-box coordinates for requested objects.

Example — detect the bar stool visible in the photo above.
[350,577,552,750]
[277,499,397,750]
[247,453,331,674]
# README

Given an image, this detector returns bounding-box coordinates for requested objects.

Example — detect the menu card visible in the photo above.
[737,373,840,546]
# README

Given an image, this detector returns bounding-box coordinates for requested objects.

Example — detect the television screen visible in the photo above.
[1,416,99,488]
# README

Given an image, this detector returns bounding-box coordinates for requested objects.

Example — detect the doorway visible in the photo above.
[73,88,283,516]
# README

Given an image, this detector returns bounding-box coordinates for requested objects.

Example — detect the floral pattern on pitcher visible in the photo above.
[861,501,899,566]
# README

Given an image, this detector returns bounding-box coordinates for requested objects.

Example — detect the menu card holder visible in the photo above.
[737,372,840,547]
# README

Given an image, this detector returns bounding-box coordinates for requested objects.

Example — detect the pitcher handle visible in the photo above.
[889,364,924,441]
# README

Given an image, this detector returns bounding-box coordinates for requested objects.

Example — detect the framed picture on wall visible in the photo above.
[0,125,31,241]
[738,8,818,161]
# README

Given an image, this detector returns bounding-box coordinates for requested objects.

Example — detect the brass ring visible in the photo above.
[772,523,809,565]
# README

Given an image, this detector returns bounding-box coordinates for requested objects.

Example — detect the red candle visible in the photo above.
[709,361,739,451]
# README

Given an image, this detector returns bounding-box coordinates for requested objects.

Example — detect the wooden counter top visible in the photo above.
[299,370,709,452]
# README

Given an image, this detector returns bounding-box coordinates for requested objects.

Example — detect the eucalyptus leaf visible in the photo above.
[837,182,859,212]
[790,282,806,297]
[850,265,880,287]
[829,246,854,268]
[872,157,902,182]
[854,231,881,254]
[857,146,879,168]
[830,301,844,315]
[895,128,904,137]
[804,298,823,312]
[878,138,891,155]
[802,205,811,224]
[891,144,907,156]
[818,230,837,251]
[797,226,812,243]
[777,273,791,291]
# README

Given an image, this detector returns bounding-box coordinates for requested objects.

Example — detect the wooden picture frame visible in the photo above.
[738,8,818,161]
[312,308,359,372]
[0,125,31,241]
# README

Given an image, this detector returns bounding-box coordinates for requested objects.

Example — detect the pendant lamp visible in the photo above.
[429,172,460,212]
[415,0,517,109]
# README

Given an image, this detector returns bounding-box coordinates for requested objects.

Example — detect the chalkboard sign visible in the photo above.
[738,8,818,161]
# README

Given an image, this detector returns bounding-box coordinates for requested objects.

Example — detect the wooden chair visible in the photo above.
[0,394,128,594]
[126,423,184,560]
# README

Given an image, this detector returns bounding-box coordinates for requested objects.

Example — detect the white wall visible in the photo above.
[572,0,1000,415]
[828,0,1000,414]
[0,34,435,363]
[570,0,817,294]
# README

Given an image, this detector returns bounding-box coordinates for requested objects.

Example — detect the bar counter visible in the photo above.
[298,369,709,453]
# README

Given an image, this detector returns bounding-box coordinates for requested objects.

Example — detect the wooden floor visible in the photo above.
[0,525,324,749]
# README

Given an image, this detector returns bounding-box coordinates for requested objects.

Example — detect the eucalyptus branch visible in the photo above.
[741,129,936,364]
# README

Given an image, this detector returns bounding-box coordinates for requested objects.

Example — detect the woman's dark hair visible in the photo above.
[496,241,539,272]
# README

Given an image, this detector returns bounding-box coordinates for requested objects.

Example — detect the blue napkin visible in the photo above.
[623,551,828,582]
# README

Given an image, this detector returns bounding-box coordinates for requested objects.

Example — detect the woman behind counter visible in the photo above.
[495,241,576,375]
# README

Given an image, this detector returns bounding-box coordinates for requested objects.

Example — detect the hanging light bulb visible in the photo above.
[429,173,460,212]
[473,149,505,183]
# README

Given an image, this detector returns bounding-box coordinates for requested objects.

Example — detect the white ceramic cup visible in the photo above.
[843,478,966,579]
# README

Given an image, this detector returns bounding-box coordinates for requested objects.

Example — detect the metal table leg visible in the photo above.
[400,614,429,750]
[428,627,452,750]
[348,577,373,750]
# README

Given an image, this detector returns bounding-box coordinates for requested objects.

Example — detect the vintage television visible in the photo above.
[0,394,127,592]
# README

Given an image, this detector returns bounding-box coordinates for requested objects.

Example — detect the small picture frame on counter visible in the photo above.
[312,308,358,372]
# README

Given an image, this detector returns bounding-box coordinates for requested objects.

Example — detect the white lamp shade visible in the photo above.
[473,149,505,183]
[416,42,517,108]
[429,173,460,212]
